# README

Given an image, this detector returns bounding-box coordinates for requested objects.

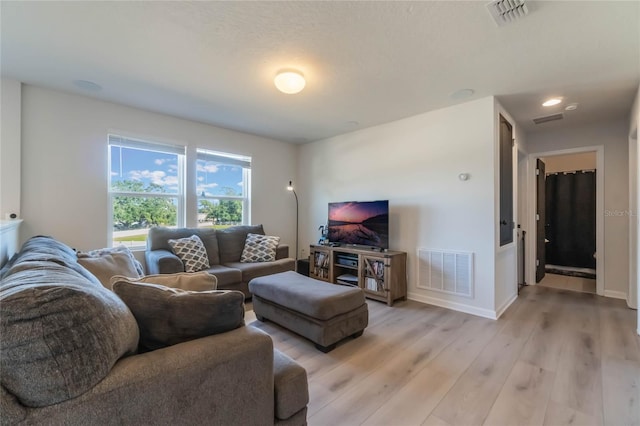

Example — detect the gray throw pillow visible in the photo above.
[77,245,145,276]
[77,252,141,290]
[110,271,217,292]
[0,266,139,408]
[112,279,245,351]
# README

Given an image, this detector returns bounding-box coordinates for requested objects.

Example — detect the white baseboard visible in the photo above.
[408,292,499,320]
[495,293,518,319]
[604,290,627,300]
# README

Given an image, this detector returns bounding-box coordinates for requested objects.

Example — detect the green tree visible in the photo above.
[217,187,242,224]
[113,180,176,229]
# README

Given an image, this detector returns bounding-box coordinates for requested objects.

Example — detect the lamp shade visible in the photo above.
[275,71,306,94]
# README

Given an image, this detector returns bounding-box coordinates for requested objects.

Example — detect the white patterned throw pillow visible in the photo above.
[240,233,280,263]
[168,235,210,273]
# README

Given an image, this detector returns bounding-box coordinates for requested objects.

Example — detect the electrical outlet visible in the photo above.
[300,248,306,258]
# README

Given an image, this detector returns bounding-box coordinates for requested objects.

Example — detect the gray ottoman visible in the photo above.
[249,271,368,352]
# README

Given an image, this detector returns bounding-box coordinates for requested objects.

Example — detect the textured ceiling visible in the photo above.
[1,1,638,143]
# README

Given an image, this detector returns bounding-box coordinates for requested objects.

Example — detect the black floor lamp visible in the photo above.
[287,180,299,271]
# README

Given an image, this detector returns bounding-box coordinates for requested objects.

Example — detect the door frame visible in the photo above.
[526,145,604,296]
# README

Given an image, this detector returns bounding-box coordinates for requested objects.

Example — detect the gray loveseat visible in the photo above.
[146,225,295,298]
[0,236,309,425]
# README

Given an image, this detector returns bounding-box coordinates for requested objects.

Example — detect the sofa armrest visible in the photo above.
[18,327,275,426]
[276,244,289,260]
[145,249,184,274]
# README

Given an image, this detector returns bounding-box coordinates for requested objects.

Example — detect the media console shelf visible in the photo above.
[309,244,407,306]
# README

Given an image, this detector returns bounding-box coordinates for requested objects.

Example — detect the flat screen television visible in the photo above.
[328,200,389,249]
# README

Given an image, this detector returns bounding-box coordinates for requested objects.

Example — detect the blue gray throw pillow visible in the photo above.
[112,279,245,351]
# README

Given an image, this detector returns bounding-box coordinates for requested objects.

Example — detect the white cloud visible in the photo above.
[154,159,166,165]
[198,183,219,189]
[237,181,243,186]
[196,183,219,196]
[198,177,204,182]
[163,176,179,187]
[197,163,219,173]
[128,169,179,188]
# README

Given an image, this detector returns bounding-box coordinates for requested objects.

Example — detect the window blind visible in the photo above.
[108,135,185,156]
[197,150,251,168]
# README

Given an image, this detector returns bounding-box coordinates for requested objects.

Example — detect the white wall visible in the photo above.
[0,220,22,267]
[527,120,630,298]
[1,78,22,220]
[299,97,502,318]
[542,152,597,173]
[19,85,298,253]
[628,86,639,319]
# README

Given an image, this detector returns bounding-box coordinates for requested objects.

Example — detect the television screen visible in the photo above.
[328,200,389,249]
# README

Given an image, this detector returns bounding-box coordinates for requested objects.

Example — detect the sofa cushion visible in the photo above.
[168,235,210,273]
[225,258,296,284]
[273,350,309,420]
[216,224,265,264]
[241,233,280,263]
[112,279,245,351]
[147,227,220,265]
[111,271,218,292]
[77,252,141,290]
[204,265,243,287]
[0,265,139,408]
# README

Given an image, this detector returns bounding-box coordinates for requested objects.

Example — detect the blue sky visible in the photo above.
[110,146,244,196]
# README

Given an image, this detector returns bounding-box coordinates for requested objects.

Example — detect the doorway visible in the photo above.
[529,147,604,295]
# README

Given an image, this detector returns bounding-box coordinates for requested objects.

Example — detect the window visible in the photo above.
[109,135,185,248]
[196,149,251,229]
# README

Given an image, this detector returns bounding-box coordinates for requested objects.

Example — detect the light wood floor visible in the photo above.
[246,285,640,426]
[538,273,597,294]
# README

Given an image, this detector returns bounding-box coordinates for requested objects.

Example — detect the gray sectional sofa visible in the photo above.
[145,225,295,298]
[0,236,308,425]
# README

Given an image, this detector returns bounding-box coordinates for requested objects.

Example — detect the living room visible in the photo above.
[1,1,639,425]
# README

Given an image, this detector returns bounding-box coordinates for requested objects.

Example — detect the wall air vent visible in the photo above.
[417,249,473,297]
[532,113,564,125]
[486,0,529,26]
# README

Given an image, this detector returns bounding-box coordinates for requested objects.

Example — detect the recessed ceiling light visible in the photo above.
[565,103,578,111]
[73,80,102,92]
[542,98,562,107]
[274,70,306,94]
[450,88,475,100]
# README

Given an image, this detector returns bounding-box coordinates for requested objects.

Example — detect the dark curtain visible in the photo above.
[545,171,596,268]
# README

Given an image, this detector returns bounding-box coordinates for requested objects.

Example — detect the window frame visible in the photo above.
[196,149,252,226]
[108,134,186,249]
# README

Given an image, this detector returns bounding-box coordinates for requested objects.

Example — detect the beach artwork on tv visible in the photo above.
[328,200,389,249]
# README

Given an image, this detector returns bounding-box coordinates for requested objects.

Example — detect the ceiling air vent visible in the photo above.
[533,113,564,125]
[487,0,529,26]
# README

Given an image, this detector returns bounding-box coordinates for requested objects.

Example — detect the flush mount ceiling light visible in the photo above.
[274,70,306,94]
[542,98,562,107]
